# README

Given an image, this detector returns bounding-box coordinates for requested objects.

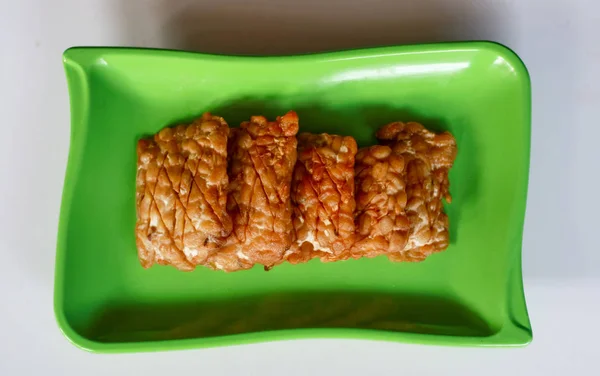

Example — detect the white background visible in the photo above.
[1,0,599,374]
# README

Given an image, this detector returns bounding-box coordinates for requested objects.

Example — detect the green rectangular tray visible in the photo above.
[55,42,532,352]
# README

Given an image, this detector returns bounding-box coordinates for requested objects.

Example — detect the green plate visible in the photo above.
[56,42,531,353]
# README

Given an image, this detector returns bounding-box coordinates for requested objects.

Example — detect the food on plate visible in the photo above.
[376,121,457,261]
[135,113,232,271]
[351,145,410,259]
[207,111,299,271]
[287,133,358,264]
[135,111,457,272]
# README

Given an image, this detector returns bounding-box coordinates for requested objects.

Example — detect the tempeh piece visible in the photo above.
[135,113,232,271]
[351,145,410,259]
[376,122,457,261]
[207,111,299,271]
[287,133,358,264]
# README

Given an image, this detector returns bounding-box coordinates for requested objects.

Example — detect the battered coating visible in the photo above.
[207,111,299,271]
[376,122,457,260]
[352,145,410,259]
[135,113,232,271]
[136,113,456,272]
[287,133,357,264]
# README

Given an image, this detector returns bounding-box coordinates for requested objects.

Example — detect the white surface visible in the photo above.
[1,0,599,374]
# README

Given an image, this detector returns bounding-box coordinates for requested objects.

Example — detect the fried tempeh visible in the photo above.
[135,113,232,271]
[207,111,299,271]
[287,133,358,264]
[376,122,457,261]
[351,145,410,259]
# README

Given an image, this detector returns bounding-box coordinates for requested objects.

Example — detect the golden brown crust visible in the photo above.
[376,122,457,260]
[136,114,456,271]
[287,133,358,264]
[351,145,410,259]
[135,113,232,271]
[206,111,299,271]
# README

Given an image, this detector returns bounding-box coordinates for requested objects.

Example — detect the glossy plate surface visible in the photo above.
[56,42,531,352]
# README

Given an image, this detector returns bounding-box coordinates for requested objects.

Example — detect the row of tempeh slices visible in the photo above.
[135,111,457,272]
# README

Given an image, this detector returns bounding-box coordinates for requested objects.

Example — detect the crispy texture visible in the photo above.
[287,133,358,264]
[352,145,410,259]
[207,111,299,271]
[376,122,457,260]
[135,113,232,271]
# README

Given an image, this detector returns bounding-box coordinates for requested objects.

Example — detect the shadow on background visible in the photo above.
[115,0,508,54]
[87,291,493,343]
